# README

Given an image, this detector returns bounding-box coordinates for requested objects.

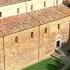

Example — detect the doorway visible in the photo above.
[56,40,61,48]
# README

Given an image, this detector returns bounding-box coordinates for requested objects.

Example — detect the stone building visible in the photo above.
[0,0,69,70]
[0,0,63,18]
[0,4,69,70]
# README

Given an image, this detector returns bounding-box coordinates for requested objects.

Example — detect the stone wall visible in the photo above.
[0,37,4,70]
[0,17,69,70]
[4,26,39,70]
[39,16,69,59]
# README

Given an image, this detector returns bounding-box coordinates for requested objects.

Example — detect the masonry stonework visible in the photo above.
[0,37,4,70]
[0,16,68,70]
[4,26,39,70]
[0,4,69,70]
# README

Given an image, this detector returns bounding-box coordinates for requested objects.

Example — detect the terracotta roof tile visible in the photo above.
[0,4,70,37]
[0,0,31,6]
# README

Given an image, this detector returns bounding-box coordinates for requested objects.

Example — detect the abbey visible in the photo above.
[0,0,63,18]
[0,0,69,70]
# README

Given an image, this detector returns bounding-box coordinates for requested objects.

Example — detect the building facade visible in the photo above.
[0,0,63,18]
[0,4,69,70]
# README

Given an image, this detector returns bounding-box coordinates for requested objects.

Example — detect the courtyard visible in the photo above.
[23,58,64,70]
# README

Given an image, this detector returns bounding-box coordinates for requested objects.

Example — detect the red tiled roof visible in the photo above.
[0,0,31,6]
[0,4,70,37]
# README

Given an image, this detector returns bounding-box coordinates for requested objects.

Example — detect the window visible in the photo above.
[56,0,58,4]
[44,1,46,7]
[31,32,33,38]
[25,0,31,2]
[0,12,2,17]
[15,36,18,43]
[45,27,47,34]
[31,5,33,10]
[58,24,60,30]
[17,8,19,14]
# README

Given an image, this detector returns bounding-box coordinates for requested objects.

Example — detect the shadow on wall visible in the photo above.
[60,24,70,56]
[63,0,70,7]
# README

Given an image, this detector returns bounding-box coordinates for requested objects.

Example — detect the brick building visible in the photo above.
[0,0,69,70]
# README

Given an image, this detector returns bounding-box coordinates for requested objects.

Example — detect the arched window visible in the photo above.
[45,27,47,34]
[15,36,18,43]
[17,8,20,14]
[0,12,2,17]
[58,24,60,30]
[56,0,58,4]
[31,32,34,38]
[31,5,33,10]
[44,1,46,7]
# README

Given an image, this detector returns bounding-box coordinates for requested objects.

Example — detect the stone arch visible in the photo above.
[55,34,62,48]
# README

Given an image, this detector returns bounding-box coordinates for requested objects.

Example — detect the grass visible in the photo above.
[23,58,64,70]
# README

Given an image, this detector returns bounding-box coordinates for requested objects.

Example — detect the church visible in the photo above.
[0,0,70,70]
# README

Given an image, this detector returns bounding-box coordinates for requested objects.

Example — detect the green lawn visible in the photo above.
[23,58,64,70]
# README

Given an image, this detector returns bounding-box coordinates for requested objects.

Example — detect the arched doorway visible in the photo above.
[56,40,61,48]
[55,35,62,48]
